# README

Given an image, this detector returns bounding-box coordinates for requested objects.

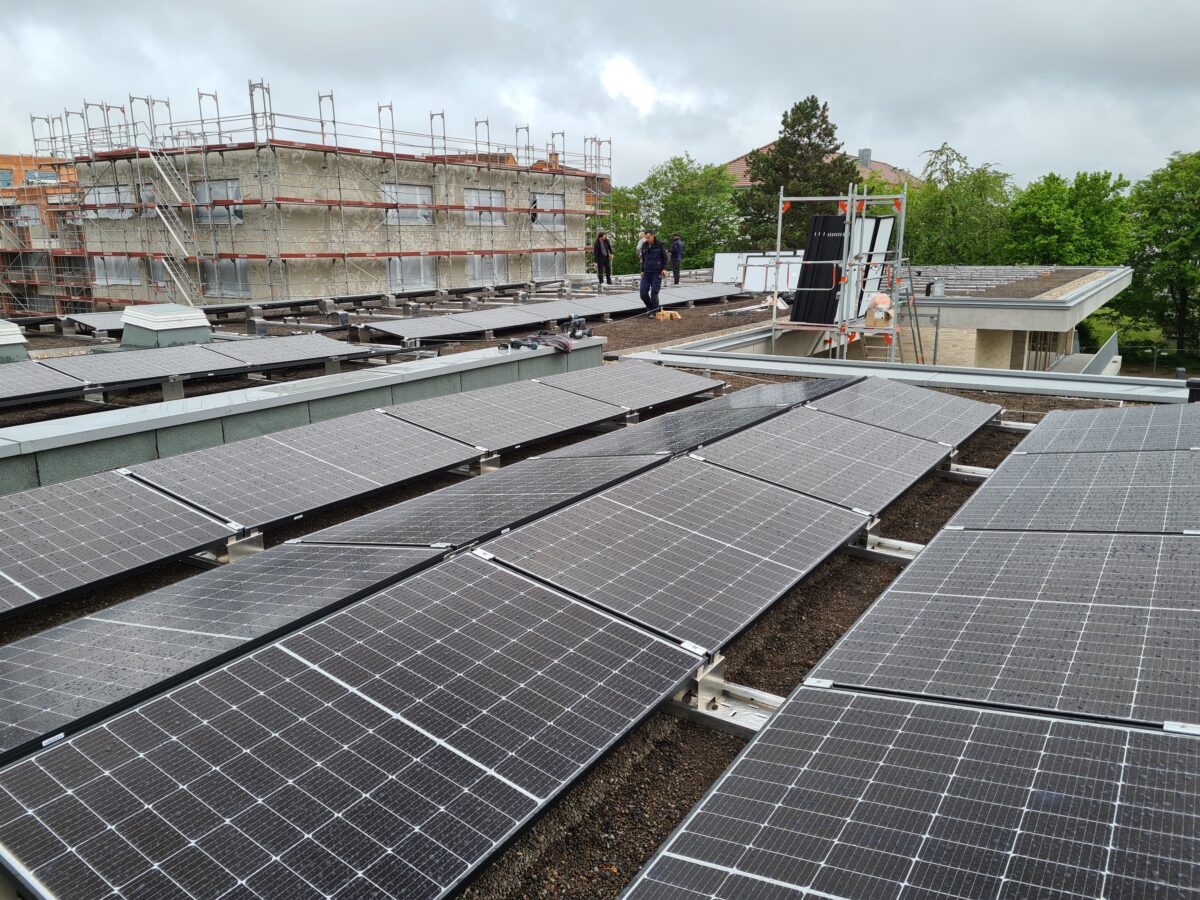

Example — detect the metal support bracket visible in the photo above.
[845,530,925,564]
[222,530,264,563]
[935,457,994,483]
[989,418,1037,434]
[666,654,784,738]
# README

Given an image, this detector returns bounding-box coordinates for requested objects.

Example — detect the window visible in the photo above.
[83,183,135,219]
[200,258,251,296]
[532,251,566,280]
[531,191,565,232]
[15,205,40,226]
[463,188,505,226]
[0,170,12,188]
[140,184,158,219]
[387,256,437,290]
[192,179,243,225]
[149,258,169,286]
[382,183,433,225]
[93,256,141,286]
[467,254,509,286]
[24,171,59,185]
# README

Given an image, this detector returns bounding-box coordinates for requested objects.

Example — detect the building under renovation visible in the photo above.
[0,154,80,314]
[9,83,610,314]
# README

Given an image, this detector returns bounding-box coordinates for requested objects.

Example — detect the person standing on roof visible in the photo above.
[593,230,613,286]
[670,233,684,285]
[639,229,668,316]
[635,230,648,262]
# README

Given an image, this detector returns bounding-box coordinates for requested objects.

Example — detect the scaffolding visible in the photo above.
[769,183,925,365]
[8,81,612,315]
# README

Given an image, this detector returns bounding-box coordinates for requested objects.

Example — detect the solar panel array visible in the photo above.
[810,376,1001,446]
[384,379,627,451]
[627,687,1200,900]
[698,406,951,514]
[627,400,1200,899]
[1017,402,1200,454]
[2,334,386,406]
[948,448,1200,533]
[130,411,480,529]
[304,455,663,549]
[0,361,85,406]
[699,376,858,410]
[0,554,701,900]
[0,472,234,618]
[361,284,744,343]
[544,405,782,459]
[62,312,127,333]
[536,361,724,411]
[485,457,868,652]
[0,543,441,764]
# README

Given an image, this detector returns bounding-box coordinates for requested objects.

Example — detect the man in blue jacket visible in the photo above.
[640,229,668,316]
[670,234,684,284]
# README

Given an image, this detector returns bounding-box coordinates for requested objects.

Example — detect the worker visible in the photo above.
[670,233,684,285]
[635,230,648,262]
[639,229,668,316]
[593,230,613,286]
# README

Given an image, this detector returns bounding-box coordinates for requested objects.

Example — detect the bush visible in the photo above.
[1077,308,1164,351]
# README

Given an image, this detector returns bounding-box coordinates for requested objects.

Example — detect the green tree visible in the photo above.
[605,154,739,275]
[1125,152,1200,348]
[905,144,1013,264]
[1007,171,1132,265]
[735,96,859,251]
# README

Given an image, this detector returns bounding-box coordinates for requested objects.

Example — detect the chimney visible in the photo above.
[857,148,872,170]
[548,151,561,169]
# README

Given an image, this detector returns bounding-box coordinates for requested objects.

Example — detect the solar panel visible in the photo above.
[264,410,478,486]
[62,312,126,333]
[808,529,1200,726]
[948,449,1200,533]
[0,361,85,404]
[536,362,724,411]
[304,455,661,549]
[543,407,782,459]
[1018,403,1200,454]
[0,472,233,618]
[454,307,549,331]
[0,544,440,764]
[484,457,868,652]
[206,333,373,366]
[362,316,486,342]
[809,377,1000,446]
[39,343,246,386]
[0,554,700,900]
[699,376,857,411]
[510,299,595,321]
[626,686,1200,900]
[697,407,950,514]
[384,379,626,452]
[570,293,646,315]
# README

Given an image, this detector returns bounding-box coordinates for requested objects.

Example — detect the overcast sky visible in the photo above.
[4,0,1197,188]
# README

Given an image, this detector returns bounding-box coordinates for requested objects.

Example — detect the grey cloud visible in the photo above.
[2,0,1196,186]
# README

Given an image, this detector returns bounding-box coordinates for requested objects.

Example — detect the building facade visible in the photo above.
[0,155,81,314]
[18,88,610,314]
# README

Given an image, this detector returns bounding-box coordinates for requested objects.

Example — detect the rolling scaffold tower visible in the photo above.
[769,183,926,364]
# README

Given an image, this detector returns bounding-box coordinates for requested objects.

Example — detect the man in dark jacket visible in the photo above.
[593,230,613,285]
[669,234,684,284]
[639,229,668,315]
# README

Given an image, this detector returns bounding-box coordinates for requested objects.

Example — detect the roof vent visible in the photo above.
[0,320,29,363]
[857,148,872,169]
[120,303,213,349]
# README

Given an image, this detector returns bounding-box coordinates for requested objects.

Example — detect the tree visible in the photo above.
[1007,171,1132,265]
[1126,152,1200,348]
[905,144,1013,264]
[606,154,739,275]
[735,96,859,251]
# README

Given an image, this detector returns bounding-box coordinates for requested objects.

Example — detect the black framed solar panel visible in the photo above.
[543,406,783,459]
[808,529,1200,726]
[948,449,1200,533]
[1018,403,1200,454]
[0,554,700,900]
[383,379,626,452]
[264,410,478,486]
[0,361,85,406]
[304,455,662,549]
[625,686,1200,900]
[205,333,374,366]
[484,457,868,652]
[536,361,724,411]
[129,439,377,530]
[518,299,597,320]
[698,376,858,411]
[39,343,247,386]
[570,293,646,315]
[0,544,441,765]
[697,407,950,514]
[809,376,1000,446]
[454,307,549,331]
[0,472,234,618]
[362,317,486,342]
